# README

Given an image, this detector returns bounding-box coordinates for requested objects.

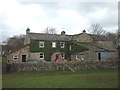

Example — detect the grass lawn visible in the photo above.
[2,69,118,88]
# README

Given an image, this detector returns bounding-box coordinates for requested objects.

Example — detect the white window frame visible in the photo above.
[40,52,44,59]
[81,54,84,60]
[13,55,18,60]
[75,54,78,59]
[69,45,71,50]
[52,42,56,48]
[62,52,65,58]
[60,42,65,48]
[39,41,44,48]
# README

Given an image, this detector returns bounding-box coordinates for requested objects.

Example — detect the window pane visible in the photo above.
[40,43,43,46]
[13,55,18,60]
[40,42,44,47]
[61,42,65,48]
[52,42,56,47]
[14,58,17,60]
[40,53,44,59]
[40,56,43,58]
[81,54,84,60]
[69,45,71,50]
[62,52,64,58]
[76,54,78,59]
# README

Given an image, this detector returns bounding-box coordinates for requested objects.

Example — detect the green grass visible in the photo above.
[2,69,118,88]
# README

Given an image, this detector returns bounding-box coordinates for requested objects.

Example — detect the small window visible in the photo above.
[13,55,18,60]
[52,42,56,48]
[69,45,71,50]
[62,52,65,58]
[39,41,44,48]
[75,54,78,59]
[40,52,44,59]
[81,54,84,60]
[22,49,26,52]
[60,42,65,48]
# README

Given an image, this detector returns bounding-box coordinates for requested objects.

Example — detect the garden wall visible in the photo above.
[2,60,118,72]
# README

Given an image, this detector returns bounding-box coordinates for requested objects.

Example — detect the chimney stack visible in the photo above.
[61,31,66,36]
[82,30,86,33]
[26,27,30,34]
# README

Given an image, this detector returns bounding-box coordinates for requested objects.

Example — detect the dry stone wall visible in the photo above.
[2,60,118,73]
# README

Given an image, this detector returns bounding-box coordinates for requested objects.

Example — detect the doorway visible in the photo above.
[98,53,101,60]
[55,54,59,61]
[22,55,26,62]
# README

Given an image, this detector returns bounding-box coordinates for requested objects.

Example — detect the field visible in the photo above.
[2,69,118,88]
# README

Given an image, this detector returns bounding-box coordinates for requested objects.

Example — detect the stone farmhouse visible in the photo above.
[7,28,118,63]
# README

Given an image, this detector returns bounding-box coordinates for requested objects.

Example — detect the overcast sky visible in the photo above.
[0,0,118,42]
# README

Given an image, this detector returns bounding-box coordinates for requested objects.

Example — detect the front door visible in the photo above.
[98,53,101,60]
[56,54,59,61]
[22,55,26,62]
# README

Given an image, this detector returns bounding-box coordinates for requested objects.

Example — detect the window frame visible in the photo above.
[69,45,71,50]
[81,54,85,60]
[13,55,18,60]
[62,52,65,58]
[40,52,44,59]
[60,42,65,48]
[75,54,78,59]
[52,42,56,48]
[39,41,44,48]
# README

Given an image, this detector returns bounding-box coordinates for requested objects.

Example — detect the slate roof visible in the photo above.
[88,34,110,41]
[29,33,71,41]
[29,32,110,41]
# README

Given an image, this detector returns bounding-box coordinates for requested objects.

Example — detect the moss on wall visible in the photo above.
[30,40,88,61]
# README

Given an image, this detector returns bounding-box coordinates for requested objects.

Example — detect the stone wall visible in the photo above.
[2,60,118,72]
[75,33,93,42]
[30,52,46,62]
[109,52,118,59]
[97,41,114,49]
[71,51,98,61]
[7,45,30,63]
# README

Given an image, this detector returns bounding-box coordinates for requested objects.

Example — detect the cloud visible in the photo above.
[0,1,118,42]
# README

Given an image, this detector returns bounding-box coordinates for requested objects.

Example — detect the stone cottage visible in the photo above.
[7,28,118,63]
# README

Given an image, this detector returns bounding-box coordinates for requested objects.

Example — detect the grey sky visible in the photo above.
[0,0,118,42]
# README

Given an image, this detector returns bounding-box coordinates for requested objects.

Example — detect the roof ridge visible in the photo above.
[30,32,60,35]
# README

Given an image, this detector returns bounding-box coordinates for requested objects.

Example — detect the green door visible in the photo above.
[56,54,59,61]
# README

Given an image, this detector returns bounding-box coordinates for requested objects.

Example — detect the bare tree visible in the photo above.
[2,34,25,55]
[88,23,107,36]
[44,27,57,34]
[106,31,118,49]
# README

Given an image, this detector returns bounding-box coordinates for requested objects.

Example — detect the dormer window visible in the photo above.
[52,42,56,48]
[39,41,44,48]
[60,42,65,48]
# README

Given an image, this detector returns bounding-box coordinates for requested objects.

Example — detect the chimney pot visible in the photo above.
[61,31,66,36]
[26,27,30,34]
[83,30,86,33]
